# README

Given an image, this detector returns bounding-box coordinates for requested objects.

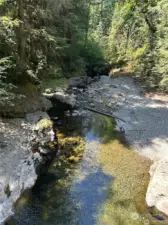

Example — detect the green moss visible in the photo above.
[41,78,68,91]
[35,118,53,131]
[47,141,57,149]
[57,134,85,164]
[19,82,38,98]
[0,105,25,118]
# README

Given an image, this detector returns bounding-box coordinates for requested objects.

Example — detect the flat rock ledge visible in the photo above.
[0,111,56,224]
[43,76,99,109]
[146,158,168,216]
[43,89,76,109]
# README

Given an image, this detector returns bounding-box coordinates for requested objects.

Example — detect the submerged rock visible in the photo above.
[146,158,168,216]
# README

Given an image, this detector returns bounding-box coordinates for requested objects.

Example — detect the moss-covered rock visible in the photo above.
[32,118,58,155]
[35,118,53,131]
[57,134,85,163]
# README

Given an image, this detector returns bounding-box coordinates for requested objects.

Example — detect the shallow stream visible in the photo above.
[8,111,168,225]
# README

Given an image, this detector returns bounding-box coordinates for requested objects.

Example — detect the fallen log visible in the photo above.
[85,107,126,122]
[88,76,100,85]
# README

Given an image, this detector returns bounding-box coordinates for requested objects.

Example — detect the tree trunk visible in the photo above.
[84,0,91,47]
[17,0,26,73]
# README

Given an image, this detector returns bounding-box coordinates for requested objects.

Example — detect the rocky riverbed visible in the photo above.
[76,75,168,161]
[2,74,168,224]
[75,75,168,217]
[43,75,168,217]
[42,75,168,217]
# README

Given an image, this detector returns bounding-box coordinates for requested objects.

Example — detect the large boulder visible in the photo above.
[146,158,168,215]
[26,111,50,124]
[43,88,76,108]
[0,111,57,224]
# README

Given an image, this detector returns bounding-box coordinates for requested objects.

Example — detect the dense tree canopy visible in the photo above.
[106,0,168,90]
[0,0,92,107]
[1,0,168,110]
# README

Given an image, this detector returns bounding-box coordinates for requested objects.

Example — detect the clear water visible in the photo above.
[7,112,168,225]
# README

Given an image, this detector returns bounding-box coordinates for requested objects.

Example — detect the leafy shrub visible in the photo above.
[0,57,22,108]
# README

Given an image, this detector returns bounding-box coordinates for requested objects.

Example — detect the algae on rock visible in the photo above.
[57,134,86,164]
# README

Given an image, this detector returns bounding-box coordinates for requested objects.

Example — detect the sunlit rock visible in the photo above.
[43,88,76,108]
[146,158,168,216]
[0,111,57,223]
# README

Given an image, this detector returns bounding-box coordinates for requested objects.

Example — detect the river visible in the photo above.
[6,107,168,225]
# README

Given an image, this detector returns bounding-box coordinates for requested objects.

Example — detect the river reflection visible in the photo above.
[7,111,167,225]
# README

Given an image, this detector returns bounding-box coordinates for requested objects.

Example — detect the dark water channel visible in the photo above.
[7,111,168,225]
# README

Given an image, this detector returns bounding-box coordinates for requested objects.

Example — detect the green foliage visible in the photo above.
[2,0,168,113]
[105,0,168,90]
[0,57,21,108]
[82,36,104,67]
[154,0,168,90]
[0,0,93,112]
[0,0,110,107]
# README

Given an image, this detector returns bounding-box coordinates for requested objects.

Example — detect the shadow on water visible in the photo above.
[6,111,168,225]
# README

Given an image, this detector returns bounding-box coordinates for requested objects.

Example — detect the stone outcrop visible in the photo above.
[0,111,57,224]
[43,88,76,108]
[146,158,168,216]
[68,76,88,89]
